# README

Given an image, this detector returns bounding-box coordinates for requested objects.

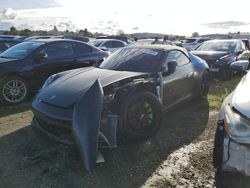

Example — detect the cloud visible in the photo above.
[0,0,61,11]
[0,8,18,20]
[132,26,139,30]
[202,21,250,29]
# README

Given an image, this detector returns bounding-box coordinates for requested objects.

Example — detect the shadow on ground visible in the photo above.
[0,102,31,118]
[0,99,209,188]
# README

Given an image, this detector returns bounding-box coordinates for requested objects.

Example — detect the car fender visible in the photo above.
[72,79,103,171]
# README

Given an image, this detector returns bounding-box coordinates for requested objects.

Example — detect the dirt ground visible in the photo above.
[0,78,243,188]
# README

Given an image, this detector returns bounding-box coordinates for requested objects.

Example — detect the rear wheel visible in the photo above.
[119,91,162,141]
[0,76,29,105]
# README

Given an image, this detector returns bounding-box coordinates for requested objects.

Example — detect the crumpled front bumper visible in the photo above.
[222,136,250,176]
[32,79,118,171]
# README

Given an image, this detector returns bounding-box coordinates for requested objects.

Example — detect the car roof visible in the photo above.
[0,38,23,42]
[127,44,185,52]
[205,39,241,43]
[93,38,125,42]
[26,39,85,43]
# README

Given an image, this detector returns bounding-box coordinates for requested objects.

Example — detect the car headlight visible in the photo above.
[224,105,250,139]
[41,74,58,89]
[216,55,236,65]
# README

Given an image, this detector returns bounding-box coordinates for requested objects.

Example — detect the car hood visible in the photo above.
[232,71,250,119]
[191,51,229,64]
[37,67,149,108]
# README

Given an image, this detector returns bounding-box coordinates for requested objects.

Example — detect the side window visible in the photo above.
[111,41,125,48]
[44,43,74,59]
[102,41,112,48]
[75,43,92,56]
[166,50,190,67]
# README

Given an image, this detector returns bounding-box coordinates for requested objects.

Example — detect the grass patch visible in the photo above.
[208,75,242,109]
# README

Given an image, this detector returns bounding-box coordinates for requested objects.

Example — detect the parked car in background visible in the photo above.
[173,40,183,47]
[192,39,249,80]
[131,38,175,46]
[25,35,89,42]
[213,60,250,187]
[96,35,134,44]
[0,39,109,105]
[52,35,89,42]
[25,36,55,40]
[0,38,24,53]
[0,35,23,39]
[182,37,211,50]
[89,39,127,53]
[32,45,210,170]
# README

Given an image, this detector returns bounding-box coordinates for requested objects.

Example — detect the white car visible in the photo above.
[89,39,127,53]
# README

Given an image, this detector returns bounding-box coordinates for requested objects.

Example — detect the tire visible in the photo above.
[197,70,210,99]
[0,76,29,105]
[119,91,162,141]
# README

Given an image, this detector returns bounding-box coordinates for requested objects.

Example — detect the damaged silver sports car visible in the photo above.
[32,45,210,170]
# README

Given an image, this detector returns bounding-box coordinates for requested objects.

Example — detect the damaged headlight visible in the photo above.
[224,105,250,142]
[41,74,58,90]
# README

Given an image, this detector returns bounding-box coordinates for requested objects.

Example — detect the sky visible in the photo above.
[0,0,250,36]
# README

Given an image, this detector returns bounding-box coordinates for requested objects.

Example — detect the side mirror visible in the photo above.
[230,60,249,73]
[34,53,47,62]
[168,61,178,74]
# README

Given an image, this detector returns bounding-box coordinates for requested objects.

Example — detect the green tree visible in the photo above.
[9,26,18,35]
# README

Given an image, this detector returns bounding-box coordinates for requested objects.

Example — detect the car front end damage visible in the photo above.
[214,104,250,176]
[32,73,162,170]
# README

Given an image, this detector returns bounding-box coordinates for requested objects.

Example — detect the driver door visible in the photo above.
[162,50,194,110]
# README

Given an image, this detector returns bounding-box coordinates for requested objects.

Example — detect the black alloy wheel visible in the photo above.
[119,91,162,141]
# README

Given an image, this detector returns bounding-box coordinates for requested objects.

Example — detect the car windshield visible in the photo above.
[132,39,155,45]
[184,39,196,43]
[89,40,103,47]
[0,41,44,59]
[195,41,236,52]
[99,47,164,73]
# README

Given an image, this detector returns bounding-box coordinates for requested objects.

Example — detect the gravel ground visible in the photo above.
[0,98,220,188]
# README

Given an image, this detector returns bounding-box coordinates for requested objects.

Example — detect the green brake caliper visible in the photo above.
[144,101,154,124]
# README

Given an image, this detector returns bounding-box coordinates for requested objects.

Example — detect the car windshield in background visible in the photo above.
[99,47,164,73]
[0,42,44,59]
[184,39,196,43]
[196,41,236,52]
[89,40,103,47]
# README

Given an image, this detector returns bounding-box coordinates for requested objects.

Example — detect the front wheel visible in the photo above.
[119,91,162,141]
[0,76,29,105]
